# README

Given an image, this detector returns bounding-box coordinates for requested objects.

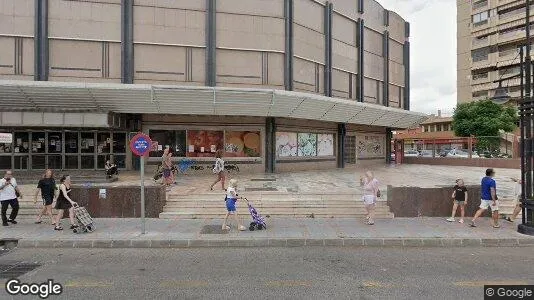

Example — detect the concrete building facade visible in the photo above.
[457,0,532,104]
[0,0,424,173]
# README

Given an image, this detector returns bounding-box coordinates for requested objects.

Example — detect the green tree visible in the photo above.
[452,100,519,154]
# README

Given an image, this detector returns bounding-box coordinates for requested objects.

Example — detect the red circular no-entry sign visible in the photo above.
[129,133,152,157]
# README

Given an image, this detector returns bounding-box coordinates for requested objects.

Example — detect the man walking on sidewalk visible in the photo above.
[0,170,22,226]
[470,168,500,228]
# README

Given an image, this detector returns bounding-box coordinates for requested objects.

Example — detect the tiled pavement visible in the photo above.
[2,217,533,249]
[90,163,520,198]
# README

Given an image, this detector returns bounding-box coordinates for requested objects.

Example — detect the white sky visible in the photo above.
[378,0,457,116]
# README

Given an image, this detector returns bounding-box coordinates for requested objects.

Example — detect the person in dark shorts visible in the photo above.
[53,175,78,231]
[34,169,57,225]
[447,179,468,224]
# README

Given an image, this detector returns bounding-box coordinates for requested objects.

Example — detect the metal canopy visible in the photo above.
[0,80,427,129]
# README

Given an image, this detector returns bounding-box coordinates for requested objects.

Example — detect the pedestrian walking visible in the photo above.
[470,168,500,228]
[0,170,22,226]
[34,169,57,224]
[360,171,379,225]
[53,175,78,231]
[162,150,174,187]
[505,177,522,223]
[222,179,246,231]
[210,150,226,191]
[447,179,468,223]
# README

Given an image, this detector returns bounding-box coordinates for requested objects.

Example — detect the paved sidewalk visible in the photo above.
[1,217,533,249]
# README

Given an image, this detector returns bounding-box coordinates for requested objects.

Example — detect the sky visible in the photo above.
[378,0,457,116]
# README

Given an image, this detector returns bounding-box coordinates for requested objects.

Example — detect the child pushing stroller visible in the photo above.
[222,179,266,231]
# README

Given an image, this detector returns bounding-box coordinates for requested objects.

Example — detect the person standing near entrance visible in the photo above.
[505,177,523,223]
[210,150,226,191]
[470,168,500,228]
[0,170,22,226]
[34,169,57,224]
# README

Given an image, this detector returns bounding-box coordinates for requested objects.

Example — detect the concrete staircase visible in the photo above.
[159,192,394,219]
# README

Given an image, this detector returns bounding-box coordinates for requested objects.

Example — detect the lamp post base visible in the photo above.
[518,224,534,236]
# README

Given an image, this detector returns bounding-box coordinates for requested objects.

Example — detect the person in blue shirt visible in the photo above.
[470,168,500,228]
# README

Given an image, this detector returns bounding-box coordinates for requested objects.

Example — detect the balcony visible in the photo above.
[472,52,498,70]
[472,37,490,49]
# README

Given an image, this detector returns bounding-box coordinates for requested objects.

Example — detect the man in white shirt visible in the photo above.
[0,170,22,226]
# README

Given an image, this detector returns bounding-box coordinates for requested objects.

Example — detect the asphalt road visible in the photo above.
[0,247,532,300]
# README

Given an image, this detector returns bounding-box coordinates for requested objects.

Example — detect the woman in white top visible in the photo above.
[210,150,226,191]
[506,177,522,223]
[360,171,379,225]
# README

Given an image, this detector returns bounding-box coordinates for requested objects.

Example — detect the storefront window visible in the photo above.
[81,155,95,169]
[14,132,29,154]
[48,155,62,169]
[32,155,46,169]
[31,132,45,154]
[97,155,108,169]
[81,132,95,154]
[113,155,126,169]
[186,130,223,157]
[48,132,62,153]
[13,156,28,170]
[113,132,126,153]
[0,138,12,154]
[224,131,261,157]
[149,130,176,157]
[0,157,11,170]
[65,155,79,169]
[65,132,79,154]
[97,132,111,154]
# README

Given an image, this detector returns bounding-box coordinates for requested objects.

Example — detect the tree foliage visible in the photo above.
[452,100,518,137]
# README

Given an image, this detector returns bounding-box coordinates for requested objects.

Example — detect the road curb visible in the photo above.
[13,237,534,249]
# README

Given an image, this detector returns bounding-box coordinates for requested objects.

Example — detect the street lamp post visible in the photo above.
[492,0,534,235]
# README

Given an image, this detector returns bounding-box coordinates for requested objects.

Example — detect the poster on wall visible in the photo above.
[225,131,261,157]
[276,132,297,157]
[186,130,224,157]
[317,134,334,156]
[297,133,317,157]
[357,135,384,158]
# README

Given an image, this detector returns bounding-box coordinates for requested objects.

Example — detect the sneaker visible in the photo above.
[493,224,501,229]
[239,225,246,231]
[446,217,455,222]
[469,221,477,228]
[458,219,464,224]
[505,217,514,223]
[222,225,230,231]
[2,223,8,227]
[8,219,17,224]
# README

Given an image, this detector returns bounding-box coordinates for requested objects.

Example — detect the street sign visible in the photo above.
[128,132,152,235]
[129,133,152,157]
[0,133,13,144]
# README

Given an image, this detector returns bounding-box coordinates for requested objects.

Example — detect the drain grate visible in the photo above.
[250,178,276,182]
[245,187,278,191]
[0,263,41,279]
[200,225,229,234]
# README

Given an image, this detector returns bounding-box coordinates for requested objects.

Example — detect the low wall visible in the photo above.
[403,157,520,169]
[66,185,166,218]
[387,185,484,217]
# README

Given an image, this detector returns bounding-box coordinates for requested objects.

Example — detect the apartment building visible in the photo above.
[457,0,531,104]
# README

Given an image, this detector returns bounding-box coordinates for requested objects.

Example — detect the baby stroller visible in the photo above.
[243,198,267,231]
[72,203,95,234]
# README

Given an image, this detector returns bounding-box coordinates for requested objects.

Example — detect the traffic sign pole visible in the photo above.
[129,133,152,235]
[140,155,145,234]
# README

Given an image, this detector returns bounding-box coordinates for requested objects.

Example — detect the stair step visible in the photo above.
[159,212,394,219]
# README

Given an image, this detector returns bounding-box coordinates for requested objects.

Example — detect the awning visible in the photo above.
[0,80,427,129]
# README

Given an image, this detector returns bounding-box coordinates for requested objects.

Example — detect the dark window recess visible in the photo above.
[472,90,489,97]
[344,136,356,164]
[472,72,488,80]
[472,0,487,10]
[471,47,490,62]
